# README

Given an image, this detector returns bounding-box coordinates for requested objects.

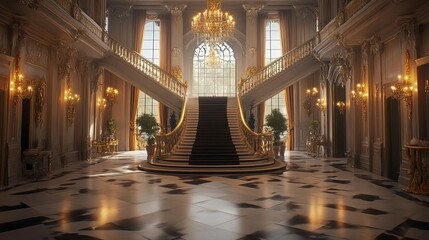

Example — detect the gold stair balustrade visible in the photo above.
[236,97,274,159]
[238,37,318,97]
[51,0,186,99]
[153,91,188,162]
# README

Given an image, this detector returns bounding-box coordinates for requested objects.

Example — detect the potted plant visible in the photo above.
[136,113,159,159]
[107,119,117,133]
[265,108,287,158]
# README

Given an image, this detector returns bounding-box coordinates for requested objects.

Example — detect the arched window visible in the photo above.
[192,42,236,97]
[137,20,159,120]
[264,19,287,136]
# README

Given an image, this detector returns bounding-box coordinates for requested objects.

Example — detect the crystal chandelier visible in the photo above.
[191,0,235,45]
[10,71,33,104]
[205,48,221,67]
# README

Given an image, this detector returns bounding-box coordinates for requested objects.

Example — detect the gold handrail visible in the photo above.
[50,0,187,98]
[153,90,188,162]
[105,37,187,98]
[238,36,317,96]
[236,97,274,159]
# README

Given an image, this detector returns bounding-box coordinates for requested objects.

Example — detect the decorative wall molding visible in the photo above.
[25,37,48,67]
[164,4,187,17]
[56,42,75,80]
[370,36,383,55]
[242,3,264,17]
[18,0,40,10]
[35,79,46,128]
[330,49,353,85]
[0,25,10,55]
[171,66,182,81]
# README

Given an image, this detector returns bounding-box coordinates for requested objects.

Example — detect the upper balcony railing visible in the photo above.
[238,36,318,97]
[51,0,187,98]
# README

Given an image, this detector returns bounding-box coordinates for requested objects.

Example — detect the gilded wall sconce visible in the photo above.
[10,71,33,104]
[303,87,319,115]
[35,80,46,127]
[65,87,80,127]
[351,83,368,121]
[97,97,107,111]
[316,98,327,115]
[336,101,346,115]
[390,50,417,119]
[106,86,119,103]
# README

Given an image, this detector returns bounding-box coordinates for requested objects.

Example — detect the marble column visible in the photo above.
[165,4,187,75]
[360,40,372,171]
[242,3,264,74]
[371,36,384,175]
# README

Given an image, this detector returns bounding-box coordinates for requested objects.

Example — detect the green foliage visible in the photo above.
[169,111,177,131]
[309,120,320,136]
[265,108,287,144]
[106,119,117,134]
[136,113,159,145]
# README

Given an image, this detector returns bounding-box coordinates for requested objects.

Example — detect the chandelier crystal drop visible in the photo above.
[191,0,235,45]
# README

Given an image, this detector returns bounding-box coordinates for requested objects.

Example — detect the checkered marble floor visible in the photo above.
[1,151,428,240]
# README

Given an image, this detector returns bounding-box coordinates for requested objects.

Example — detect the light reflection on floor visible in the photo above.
[0,151,428,240]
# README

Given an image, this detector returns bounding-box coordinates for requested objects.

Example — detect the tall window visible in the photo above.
[264,19,287,129]
[137,20,159,120]
[192,42,236,97]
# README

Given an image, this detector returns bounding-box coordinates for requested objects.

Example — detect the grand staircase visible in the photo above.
[139,97,286,173]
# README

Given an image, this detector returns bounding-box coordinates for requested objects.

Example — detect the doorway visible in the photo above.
[20,98,31,151]
[385,97,401,180]
[333,84,346,157]
[0,76,7,186]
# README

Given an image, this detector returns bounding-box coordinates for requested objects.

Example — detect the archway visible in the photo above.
[191,42,236,97]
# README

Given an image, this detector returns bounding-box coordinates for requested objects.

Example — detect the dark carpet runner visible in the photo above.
[189,97,239,165]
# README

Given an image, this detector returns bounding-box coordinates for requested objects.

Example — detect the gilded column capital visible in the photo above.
[56,42,76,80]
[242,3,264,16]
[370,36,383,55]
[165,4,187,17]
[361,40,370,58]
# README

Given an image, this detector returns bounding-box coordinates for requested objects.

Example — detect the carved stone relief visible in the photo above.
[25,37,48,67]
[0,25,10,55]
[34,79,46,127]
[330,49,354,86]
[370,36,383,55]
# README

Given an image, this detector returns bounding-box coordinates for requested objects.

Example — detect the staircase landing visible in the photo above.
[139,97,286,174]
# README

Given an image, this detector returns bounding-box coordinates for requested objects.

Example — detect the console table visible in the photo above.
[403,145,429,195]
[22,149,53,178]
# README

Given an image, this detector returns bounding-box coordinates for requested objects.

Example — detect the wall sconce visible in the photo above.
[336,101,346,115]
[303,87,319,115]
[390,74,417,119]
[10,71,33,104]
[65,87,80,127]
[351,83,368,121]
[106,86,119,103]
[316,98,327,115]
[97,97,107,111]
